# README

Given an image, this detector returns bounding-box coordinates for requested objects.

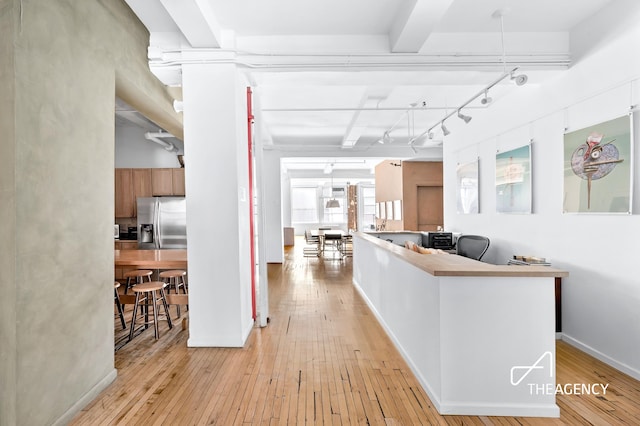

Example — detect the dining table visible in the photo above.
[309,229,347,256]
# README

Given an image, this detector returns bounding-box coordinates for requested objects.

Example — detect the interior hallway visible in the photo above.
[72,241,640,425]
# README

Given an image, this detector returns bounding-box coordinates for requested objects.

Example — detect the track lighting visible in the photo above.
[510,71,528,86]
[457,110,472,123]
[378,130,394,144]
[480,90,492,105]
[441,123,450,136]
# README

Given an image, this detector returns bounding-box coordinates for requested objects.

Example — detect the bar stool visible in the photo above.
[114,282,126,330]
[123,269,153,294]
[128,281,173,341]
[159,270,188,317]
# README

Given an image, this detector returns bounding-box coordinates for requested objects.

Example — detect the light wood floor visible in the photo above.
[73,241,640,425]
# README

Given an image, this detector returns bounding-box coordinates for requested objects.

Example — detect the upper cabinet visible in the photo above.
[172,168,185,196]
[132,168,152,216]
[116,168,185,218]
[151,168,174,196]
[115,168,134,218]
[151,168,185,196]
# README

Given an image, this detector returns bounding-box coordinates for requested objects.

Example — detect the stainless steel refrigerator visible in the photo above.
[137,197,187,249]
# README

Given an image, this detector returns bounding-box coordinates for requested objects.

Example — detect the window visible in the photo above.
[291,187,318,223]
[360,185,376,230]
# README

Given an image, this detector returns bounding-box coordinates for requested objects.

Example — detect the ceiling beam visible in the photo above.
[341,91,390,149]
[389,0,454,53]
[159,0,222,47]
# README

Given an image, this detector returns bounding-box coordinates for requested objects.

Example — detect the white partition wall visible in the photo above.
[353,235,559,417]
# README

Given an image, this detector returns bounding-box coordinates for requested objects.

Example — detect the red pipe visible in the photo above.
[247,87,257,320]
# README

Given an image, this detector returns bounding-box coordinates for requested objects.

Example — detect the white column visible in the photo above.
[182,62,253,347]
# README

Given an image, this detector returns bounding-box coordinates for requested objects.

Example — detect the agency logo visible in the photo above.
[510,351,609,396]
[510,351,554,386]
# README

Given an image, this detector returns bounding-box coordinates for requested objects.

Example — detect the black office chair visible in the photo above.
[456,235,490,261]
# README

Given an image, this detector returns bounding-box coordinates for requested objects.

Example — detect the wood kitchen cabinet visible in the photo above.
[132,168,152,216]
[116,168,185,218]
[152,168,174,196]
[172,168,185,196]
[115,168,134,218]
[152,168,185,196]
[115,241,138,250]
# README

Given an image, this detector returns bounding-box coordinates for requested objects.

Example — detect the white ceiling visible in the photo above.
[124,0,613,172]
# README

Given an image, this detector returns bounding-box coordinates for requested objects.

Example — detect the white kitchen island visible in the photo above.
[353,232,568,417]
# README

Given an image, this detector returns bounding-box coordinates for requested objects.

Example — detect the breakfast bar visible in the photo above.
[115,249,188,269]
[115,249,188,307]
[353,232,568,418]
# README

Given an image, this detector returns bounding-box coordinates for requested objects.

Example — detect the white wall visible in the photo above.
[115,122,183,168]
[182,62,253,347]
[443,1,640,379]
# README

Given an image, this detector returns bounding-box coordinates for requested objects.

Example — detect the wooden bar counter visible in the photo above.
[353,232,568,418]
[115,249,187,269]
[115,249,188,307]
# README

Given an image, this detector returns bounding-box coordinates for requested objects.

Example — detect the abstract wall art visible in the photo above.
[563,115,632,213]
[496,144,532,214]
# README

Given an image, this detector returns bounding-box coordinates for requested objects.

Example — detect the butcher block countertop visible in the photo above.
[355,232,568,278]
[114,249,187,269]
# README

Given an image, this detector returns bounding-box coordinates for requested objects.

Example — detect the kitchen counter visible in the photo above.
[115,249,187,269]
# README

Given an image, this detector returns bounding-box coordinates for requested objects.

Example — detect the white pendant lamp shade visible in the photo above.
[326,199,340,208]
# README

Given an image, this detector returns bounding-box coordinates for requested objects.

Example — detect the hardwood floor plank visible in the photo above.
[71,238,640,425]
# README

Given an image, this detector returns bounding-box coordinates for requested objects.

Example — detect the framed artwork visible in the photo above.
[378,202,385,219]
[375,202,380,219]
[456,159,479,214]
[393,200,402,220]
[385,201,393,220]
[496,144,532,214]
[563,115,632,213]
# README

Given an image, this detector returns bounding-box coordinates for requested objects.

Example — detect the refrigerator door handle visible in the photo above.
[155,199,162,249]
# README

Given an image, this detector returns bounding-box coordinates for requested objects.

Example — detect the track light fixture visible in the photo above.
[378,130,394,144]
[510,71,528,86]
[414,10,528,142]
[480,90,492,105]
[457,110,472,123]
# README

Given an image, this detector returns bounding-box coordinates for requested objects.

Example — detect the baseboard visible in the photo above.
[561,334,640,381]
[52,368,117,426]
[439,402,559,418]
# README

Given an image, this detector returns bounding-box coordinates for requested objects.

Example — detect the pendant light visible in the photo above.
[326,164,340,208]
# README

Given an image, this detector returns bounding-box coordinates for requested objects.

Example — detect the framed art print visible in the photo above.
[393,200,402,220]
[496,144,532,214]
[456,159,479,214]
[563,115,632,213]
